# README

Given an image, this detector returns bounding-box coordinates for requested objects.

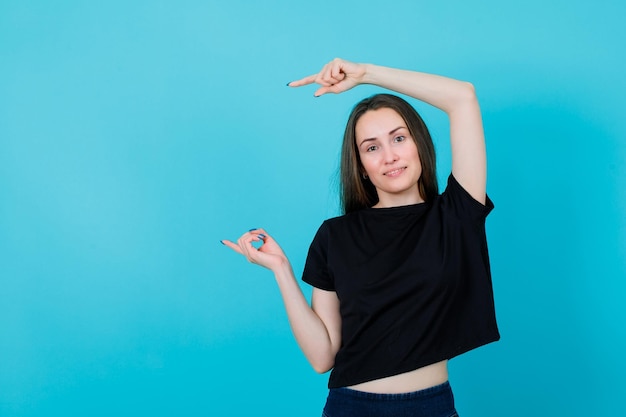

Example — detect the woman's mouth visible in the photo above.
[383,167,406,177]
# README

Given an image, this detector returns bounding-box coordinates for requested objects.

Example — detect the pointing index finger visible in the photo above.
[221,239,243,255]
[287,74,317,87]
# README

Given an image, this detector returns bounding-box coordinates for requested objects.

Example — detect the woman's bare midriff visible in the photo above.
[346,360,449,394]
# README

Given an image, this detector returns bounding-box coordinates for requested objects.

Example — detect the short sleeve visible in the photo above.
[440,174,494,224]
[302,222,335,291]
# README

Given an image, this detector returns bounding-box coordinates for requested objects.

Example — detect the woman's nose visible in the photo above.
[383,147,399,163]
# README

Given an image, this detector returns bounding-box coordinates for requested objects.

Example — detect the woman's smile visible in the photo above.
[383,167,407,177]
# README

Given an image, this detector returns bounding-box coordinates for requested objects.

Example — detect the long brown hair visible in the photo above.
[340,94,438,214]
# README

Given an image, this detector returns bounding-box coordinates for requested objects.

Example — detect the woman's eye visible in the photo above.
[394,135,406,143]
[366,145,378,152]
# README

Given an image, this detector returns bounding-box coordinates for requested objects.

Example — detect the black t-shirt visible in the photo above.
[302,174,500,388]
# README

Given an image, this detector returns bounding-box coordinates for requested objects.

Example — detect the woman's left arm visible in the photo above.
[290,59,486,203]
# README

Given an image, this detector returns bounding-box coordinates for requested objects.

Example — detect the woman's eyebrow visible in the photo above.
[358,137,377,147]
[359,126,406,146]
[388,126,405,135]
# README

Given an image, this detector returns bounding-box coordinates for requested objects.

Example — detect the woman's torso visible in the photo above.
[347,360,449,394]
[302,175,498,389]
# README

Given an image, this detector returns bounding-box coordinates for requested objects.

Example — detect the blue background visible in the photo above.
[1,1,624,416]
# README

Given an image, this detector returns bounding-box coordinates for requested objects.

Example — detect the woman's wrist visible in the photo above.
[272,258,294,281]
[360,63,376,85]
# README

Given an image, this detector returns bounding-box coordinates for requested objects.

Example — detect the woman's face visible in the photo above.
[355,107,423,208]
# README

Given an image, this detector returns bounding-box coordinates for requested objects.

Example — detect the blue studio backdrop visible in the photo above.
[1,1,624,416]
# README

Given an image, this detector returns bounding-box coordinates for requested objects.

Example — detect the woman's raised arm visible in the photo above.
[289,58,487,203]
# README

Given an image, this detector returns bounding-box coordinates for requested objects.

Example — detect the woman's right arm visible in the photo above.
[222,228,341,373]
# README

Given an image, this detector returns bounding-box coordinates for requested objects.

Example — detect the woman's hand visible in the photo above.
[221,228,289,272]
[288,58,367,97]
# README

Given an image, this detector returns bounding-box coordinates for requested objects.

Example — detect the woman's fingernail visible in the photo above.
[258,234,266,239]
[220,240,225,245]
[286,81,292,86]
[249,228,258,231]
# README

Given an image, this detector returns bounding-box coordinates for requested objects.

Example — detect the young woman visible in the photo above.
[222,58,499,417]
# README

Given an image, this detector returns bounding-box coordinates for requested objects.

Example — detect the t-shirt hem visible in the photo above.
[302,276,335,292]
[327,333,500,389]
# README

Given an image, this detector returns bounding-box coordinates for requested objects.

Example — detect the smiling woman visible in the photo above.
[345,95,438,211]
[222,58,498,417]
[357,110,424,207]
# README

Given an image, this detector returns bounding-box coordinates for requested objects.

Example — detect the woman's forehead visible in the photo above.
[356,108,406,140]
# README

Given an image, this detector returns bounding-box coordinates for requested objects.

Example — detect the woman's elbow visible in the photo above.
[312,363,333,374]
[458,81,477,102]
[310,356,334,374]
[448,82,479,114]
